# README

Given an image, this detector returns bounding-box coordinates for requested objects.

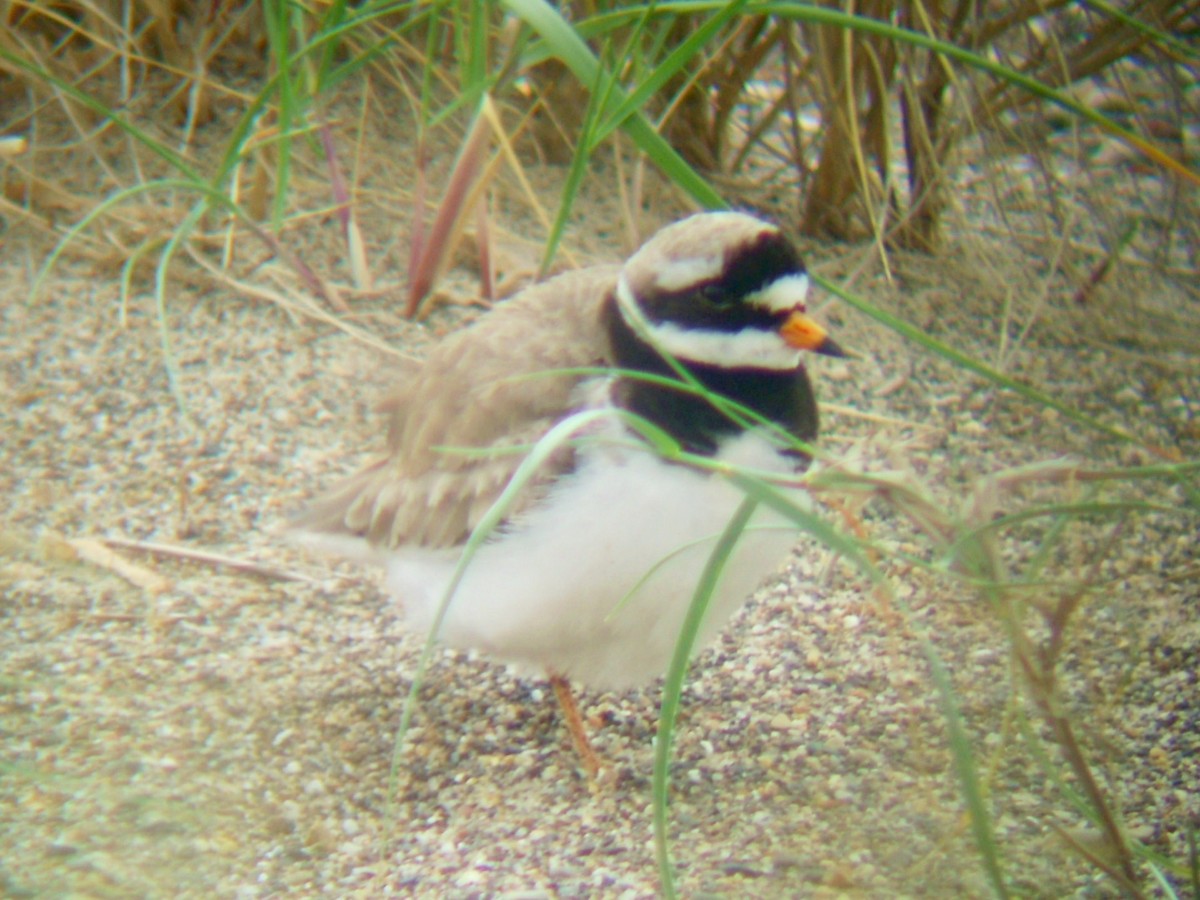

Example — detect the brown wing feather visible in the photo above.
[294,265,620,549]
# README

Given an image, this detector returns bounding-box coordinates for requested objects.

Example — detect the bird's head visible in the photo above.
[615,211,843,371]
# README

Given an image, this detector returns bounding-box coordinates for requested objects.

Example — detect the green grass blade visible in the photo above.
[653,496,758,899]
[500,0,726,209]
[517,1,1197,184]
[923,627,1010,898]
[596,0,748,142]
[949,500,1186,568]
[813,273,1148,447]
[766,0,1200,182]
[0,47,199,181]
[1059,0,1199,62]
[724,470,882,582]
[387,406,645,805]
[540,43,617,275]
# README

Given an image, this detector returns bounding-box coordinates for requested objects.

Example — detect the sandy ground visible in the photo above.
[2,115,1198,897]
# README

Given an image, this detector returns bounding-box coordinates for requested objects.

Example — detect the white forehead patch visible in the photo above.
[651,254,723,292]
[747,273,810,313]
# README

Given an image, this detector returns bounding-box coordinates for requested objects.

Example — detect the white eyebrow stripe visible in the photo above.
[651,255,723,292]
[746,273,810,313]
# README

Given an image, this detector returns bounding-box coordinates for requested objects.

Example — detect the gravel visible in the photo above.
[2,165,1196,897]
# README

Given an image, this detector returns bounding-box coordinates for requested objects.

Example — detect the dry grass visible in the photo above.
[2,2,1197,895]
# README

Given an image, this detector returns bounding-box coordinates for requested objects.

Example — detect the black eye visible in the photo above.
[698,283,735,307]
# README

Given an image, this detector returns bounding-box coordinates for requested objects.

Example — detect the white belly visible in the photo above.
[385,431,806,689]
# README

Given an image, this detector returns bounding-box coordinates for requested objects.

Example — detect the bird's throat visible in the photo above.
[600,294,819,457]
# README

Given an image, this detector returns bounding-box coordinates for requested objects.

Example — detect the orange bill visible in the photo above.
[780,311,845,357]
